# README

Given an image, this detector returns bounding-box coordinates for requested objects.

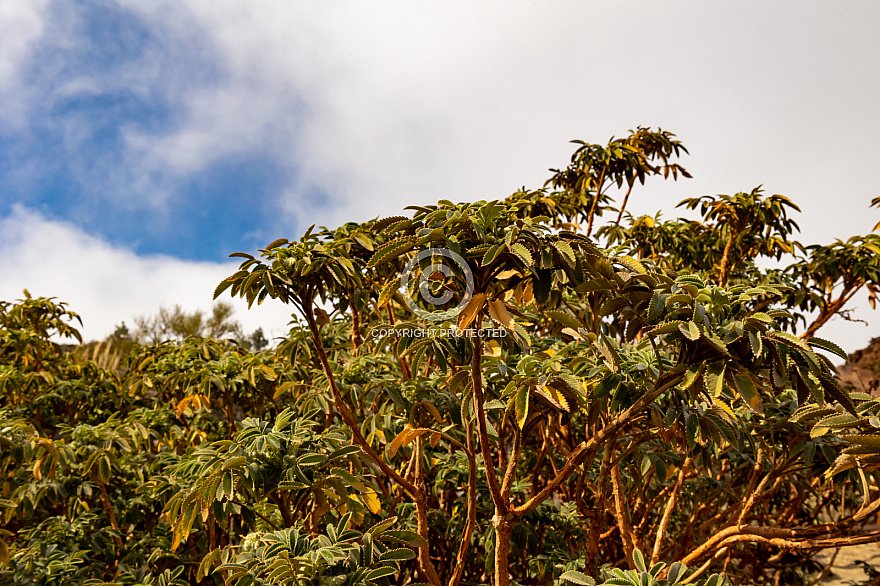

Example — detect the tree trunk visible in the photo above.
[800,286,860,339]
[97,478,124,547]
[585,169,607,238]
[448,417,478,586]
[718,232,735,287]
[611,462,636,568]
[350,293,362,353]
[493,516,512,586]
[615,184,635,225]
[415,437,443,586]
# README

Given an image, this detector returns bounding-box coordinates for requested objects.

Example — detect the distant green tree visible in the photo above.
[678,188,800,286]
[132,301,244,344]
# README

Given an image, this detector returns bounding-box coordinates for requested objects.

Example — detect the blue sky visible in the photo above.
[2,1,880,350]
[0,0,299,260]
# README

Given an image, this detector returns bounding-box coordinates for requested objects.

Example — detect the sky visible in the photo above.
[1,1,879,351]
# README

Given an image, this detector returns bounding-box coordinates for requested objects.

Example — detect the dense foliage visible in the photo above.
[3,128,880,586]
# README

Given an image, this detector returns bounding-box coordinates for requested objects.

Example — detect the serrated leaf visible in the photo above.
[546,310,582,330]
[807,337,848,360]
[616,255,647,275]
[364,566,398,581]
[733,373,763,414]
[380,548,417,561]
[488,299,514,328]
[457,293,486,329]
[560,570,596,585]
[509,242,533,266]
[482,244,504,266]
[679,321,701,341]
[648,291,666,322]
[766,330,812,352]
[378,278,400,306]
[367,237,417,267]
[748,331,763,358]
[647,320,688,336]
[553,240,577,265]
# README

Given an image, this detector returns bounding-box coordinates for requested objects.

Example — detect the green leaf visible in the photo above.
[616,255,647,275]
[679,321,701,341]
[559,570,596,585]
[667,562,688,584]
[766,330,812,352]
[509,242,533,266]
[546,310,582,330]
[380,548,417,561]
[748,331,763,358]
[382,530,428,547]
[367,516,398,537]
[264,238,289,249]
[213,279,234,300]
[364,567,397,581]
[378,278,400,306]
[515,385,529,429]
[553,240,577,265]
[632,548,647,573]
[733,373,763,414]
[482,244,504,266]
[648,291,666,322]
[367,237,417,267]
[807,337,848,360]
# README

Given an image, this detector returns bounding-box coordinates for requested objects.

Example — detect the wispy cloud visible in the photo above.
[0,205,295,342]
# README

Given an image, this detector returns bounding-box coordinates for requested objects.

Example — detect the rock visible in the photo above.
[839,336,880,395]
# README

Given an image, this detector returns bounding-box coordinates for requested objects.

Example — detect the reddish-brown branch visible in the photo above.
[512,369,684,519]
[611,459,636,568]
[651,455,694,562]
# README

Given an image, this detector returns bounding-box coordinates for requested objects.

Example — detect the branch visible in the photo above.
[448,415,478,586]
[611,456,636,568]
[512,368,684,519]
[471,332,507,514]
[651,455,694,562]
[303,304,419,497]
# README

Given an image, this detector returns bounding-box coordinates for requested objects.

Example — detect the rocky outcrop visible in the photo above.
[839,336,880,395]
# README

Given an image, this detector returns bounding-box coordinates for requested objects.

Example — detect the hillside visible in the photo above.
[840,336,880,394]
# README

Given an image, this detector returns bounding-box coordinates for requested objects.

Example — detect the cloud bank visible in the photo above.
[0,206,295,342]
[0,0,879,353]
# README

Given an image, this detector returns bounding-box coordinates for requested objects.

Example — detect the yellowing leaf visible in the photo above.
[314,307,330,326]
[538,385,569,411]
[515,385,529,429]
[733,373,764,414]
[487,299,514,329]
[457,293,486,329]
[362,490,381,514]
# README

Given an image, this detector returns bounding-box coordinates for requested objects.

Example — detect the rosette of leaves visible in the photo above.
[546,127,691,236]
[792,387,880,496]
[216,228,361,318]
[163,408,378,559]
[208,514,425,586]
[784,233,880,338]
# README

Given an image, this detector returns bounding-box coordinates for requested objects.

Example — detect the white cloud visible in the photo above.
[0,206,296,342]
[97,1,880,241]
[6,1,880,241]
[0,0,51,126]
[0,0,49,86]
[3,1,880,353]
